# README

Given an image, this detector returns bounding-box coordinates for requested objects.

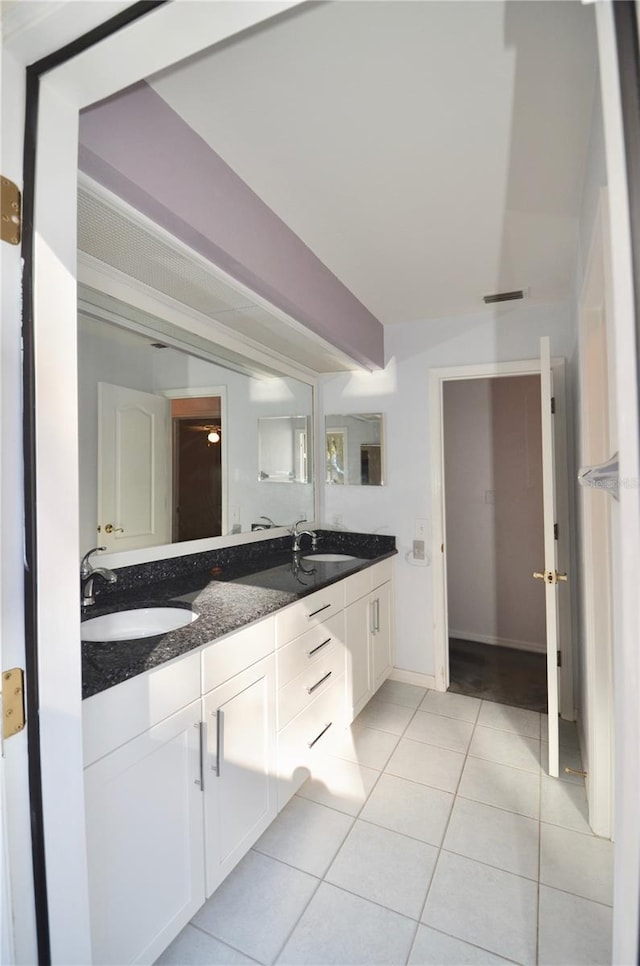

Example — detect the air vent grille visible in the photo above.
[482,290,525,304]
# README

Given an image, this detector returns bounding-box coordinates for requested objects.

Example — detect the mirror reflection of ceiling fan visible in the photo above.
[183,424,222,443]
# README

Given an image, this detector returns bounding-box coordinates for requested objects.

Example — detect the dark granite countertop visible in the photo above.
[82,531,396,699]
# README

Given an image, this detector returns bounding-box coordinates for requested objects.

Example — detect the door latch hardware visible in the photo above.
[533,570,568,585]
[1,177,21,245]
[564,766,587,778]
[2,668,25,739]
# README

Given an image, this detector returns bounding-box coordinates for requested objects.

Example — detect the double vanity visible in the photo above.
[81,530,396,965]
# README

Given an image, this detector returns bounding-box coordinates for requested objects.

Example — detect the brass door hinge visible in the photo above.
[2,668,25,739]
[1,177,21,245]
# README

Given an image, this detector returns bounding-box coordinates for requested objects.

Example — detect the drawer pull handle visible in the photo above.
[308,721,332,748]
[306,670,332,695]
[308,637,331,657]
[308,603,331,620]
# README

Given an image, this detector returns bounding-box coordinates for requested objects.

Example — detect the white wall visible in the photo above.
[321,299,576,678]
[444,375,546,651]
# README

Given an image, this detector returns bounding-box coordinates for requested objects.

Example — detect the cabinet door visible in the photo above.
[84,701,204,966]
[203,655,277,897]
[371,581,392,692]
[346,594,371,720]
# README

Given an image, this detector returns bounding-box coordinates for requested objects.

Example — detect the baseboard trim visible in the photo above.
[388,668,437,689]
[449,630,546,655]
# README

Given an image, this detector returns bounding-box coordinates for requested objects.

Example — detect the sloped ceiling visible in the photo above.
[148,0,598,324]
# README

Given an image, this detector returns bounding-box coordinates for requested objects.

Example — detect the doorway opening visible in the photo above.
[442,374,547,713]
[430,354,574,756]
[170,395,223,542]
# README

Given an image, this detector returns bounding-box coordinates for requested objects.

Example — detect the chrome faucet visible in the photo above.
[290,519,318,554]
[81,546,117,607]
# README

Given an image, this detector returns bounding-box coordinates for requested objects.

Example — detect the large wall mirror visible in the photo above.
[78,288,315,556]
[258,416,312,484]
[325,413,385,485]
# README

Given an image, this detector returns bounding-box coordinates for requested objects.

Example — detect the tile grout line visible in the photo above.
[412,692,484,954]
[268,687,428,965]
[185,921,264,965]
[536,732,543,966]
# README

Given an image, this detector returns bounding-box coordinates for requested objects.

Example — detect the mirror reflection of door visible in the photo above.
[361,444,382,485]
[171,397,222,542]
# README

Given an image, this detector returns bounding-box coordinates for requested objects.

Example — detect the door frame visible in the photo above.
[20,4,304,962]
[429,357,575,723]
[162,386,228,539]
[577,188,616,839]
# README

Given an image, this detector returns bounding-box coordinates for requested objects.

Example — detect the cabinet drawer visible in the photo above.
[83,650,201,766]
[276,675,345,810]
[277,612,345,688]
[275,582,345,646]
[277,643,344,730]
[202,616,275,693]
[344,567,371,605]
[369,557,394,590]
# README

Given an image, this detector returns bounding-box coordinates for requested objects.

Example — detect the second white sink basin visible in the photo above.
[82,607,198,642]
[302,553,357,562]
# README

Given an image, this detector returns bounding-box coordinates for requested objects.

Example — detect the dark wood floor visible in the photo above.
[448,638,548,714]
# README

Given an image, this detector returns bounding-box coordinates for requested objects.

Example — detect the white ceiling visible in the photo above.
[148,0,598,325]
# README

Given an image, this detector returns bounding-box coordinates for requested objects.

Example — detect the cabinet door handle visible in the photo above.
[214,708,224,777]
[308,721,332,748]
[196,721,207,792]
[370,598,380,634]
[306,670,332,695]
[308,637,331,657]
[308,602,331,620]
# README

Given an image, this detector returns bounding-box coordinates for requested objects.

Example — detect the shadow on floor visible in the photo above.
[448,638,547,714]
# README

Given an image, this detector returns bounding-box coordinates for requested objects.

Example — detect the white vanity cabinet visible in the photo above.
[82,556,395,964]
[345,558,394,721]
[275,590,347,809]
[202,651,277,897]
[83,654,205,966]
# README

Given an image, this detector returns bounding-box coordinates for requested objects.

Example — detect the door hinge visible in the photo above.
[557,650,562,668]
[554,523,559,540]
[551,396,556,415]
[2,668,25,739]
[1,177,21,246]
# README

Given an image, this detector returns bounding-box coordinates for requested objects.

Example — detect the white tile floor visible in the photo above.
[157,683,614,966]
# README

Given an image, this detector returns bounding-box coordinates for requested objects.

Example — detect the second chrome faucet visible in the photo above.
[290,519,317,553]
[80,546,117,607]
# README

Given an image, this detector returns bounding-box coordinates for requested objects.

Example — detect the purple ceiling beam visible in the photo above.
[78,81,384,370]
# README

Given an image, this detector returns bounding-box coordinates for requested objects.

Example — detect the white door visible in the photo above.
[98,383,171,552]
[203,657,276,897]
[371,582,392,692]
[84,700,205,965]
[538,337,563,777]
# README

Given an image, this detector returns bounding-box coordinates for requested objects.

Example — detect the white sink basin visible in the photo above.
[302,553,357,563]
[82,607,198,642]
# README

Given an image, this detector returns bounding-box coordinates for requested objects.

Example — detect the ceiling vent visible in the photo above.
[482,289,526,305]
